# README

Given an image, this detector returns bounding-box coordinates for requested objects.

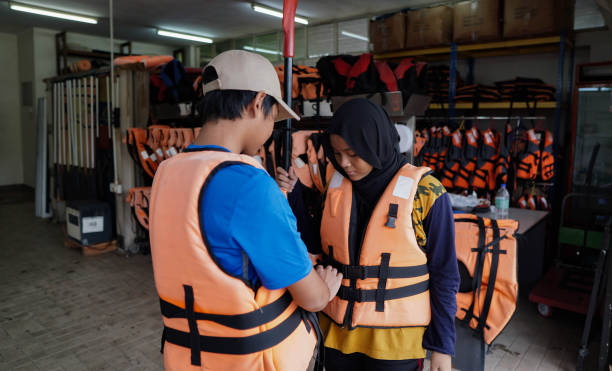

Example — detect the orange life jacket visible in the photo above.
[114,55,174,69]
[495,124,511,189]
[126,187,151,230]
[539,130,554,181]
[421,127,440,170]
[455,127,479,190]
[454,214,518,345]
[306,134,329,194]
[275,65,325,101]
[516,129,541,180]
[472,129,498,192]
[436,126,452,172]
[441,129,463,190]
[126,128,158,178]
[149,149,321,371]
[320,164,432,329]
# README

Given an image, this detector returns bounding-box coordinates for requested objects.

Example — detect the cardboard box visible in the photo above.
[370,12,406,53]
[503,0,574,39]
[406,6,453,48]
[453,0,501,43]
[332,92,431,118]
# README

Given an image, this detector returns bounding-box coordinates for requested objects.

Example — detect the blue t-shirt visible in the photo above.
[191,144,312,290]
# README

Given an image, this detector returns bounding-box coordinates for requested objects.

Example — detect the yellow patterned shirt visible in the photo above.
[319,174,445,360]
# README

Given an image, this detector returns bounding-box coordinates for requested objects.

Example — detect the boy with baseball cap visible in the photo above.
[148,50,342,370]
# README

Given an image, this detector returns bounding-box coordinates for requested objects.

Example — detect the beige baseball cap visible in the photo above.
[202,50,300,122]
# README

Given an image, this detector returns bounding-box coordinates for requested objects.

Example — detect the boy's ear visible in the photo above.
[247,91,267,118]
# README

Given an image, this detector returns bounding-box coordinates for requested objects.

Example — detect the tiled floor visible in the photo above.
[0,199,605,370]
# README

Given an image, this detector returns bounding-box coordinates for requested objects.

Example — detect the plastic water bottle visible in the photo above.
[495,184,510,219]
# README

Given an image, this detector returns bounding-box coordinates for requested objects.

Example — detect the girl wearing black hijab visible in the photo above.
[278,98,459,371]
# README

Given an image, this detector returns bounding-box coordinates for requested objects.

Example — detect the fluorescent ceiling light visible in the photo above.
[157,30,212,44]
[9,2,98,24]
[243,45,281,55]
[251,3,308,25]
[341,30,369,42]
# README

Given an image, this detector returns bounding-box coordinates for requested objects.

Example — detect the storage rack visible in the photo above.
[375,34,576,207]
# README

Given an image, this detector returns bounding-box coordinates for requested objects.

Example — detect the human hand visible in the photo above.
[315,265,343,302]
[430,351,452,371]
[276,166,298,193]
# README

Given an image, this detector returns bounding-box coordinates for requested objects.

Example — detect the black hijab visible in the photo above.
[323,98,408,209]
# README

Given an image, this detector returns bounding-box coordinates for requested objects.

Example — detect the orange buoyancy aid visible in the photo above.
[126,187,151,230]
[149,149,320,371]
[471,129,498,192]
[495,124,511,188]
[441,129,463,190]
[306,134,329,194]
[539,130,554,181]
[320,164,432,329]
[454,214,518,345]
[436,126,452,172]
[421,127,440,170]
[127,128,158,178]
[455,127,479,190]
[516,128,541,180]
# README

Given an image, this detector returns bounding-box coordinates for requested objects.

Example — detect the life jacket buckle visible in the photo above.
[385,203,398,229]
[385,216,397,229]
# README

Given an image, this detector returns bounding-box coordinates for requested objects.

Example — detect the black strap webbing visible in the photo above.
[184,285,201,366]
[163,308,304,355]
[337,279,429,302]
[376,253,391,312]
[462,217,486,325]
[160,291,293,330]
[476,220,501,334]
[319,253,429,280]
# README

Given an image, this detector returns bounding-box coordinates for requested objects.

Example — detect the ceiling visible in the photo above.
[0,0,440,47]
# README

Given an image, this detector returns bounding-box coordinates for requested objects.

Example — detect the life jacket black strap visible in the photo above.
[184,285,201,366]
[337,279,429,302]
[475,219,502,334]
[319,252,429,280]
[160,290,293,330]
[376,253,391,312]
[163,307,306,356]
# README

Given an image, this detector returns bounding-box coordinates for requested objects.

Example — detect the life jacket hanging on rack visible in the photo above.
[454,214,519,345]
[149,149,322,371]
[319,164,432,329]
[516,128,541,180]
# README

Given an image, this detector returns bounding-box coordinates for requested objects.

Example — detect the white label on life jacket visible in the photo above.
[392,176,415,200]
[485,133,493,145]
[312,164,318,175]
[140,150,149,160]
[294,157,306,168]
[329,171,344,189]
[453,132,461,143]
[82,216,104,234]
[169,147,178,157]
[156,148,164,159]
[150,153,157,162]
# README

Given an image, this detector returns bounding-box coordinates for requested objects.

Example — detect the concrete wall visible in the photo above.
[0,32,24,186]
